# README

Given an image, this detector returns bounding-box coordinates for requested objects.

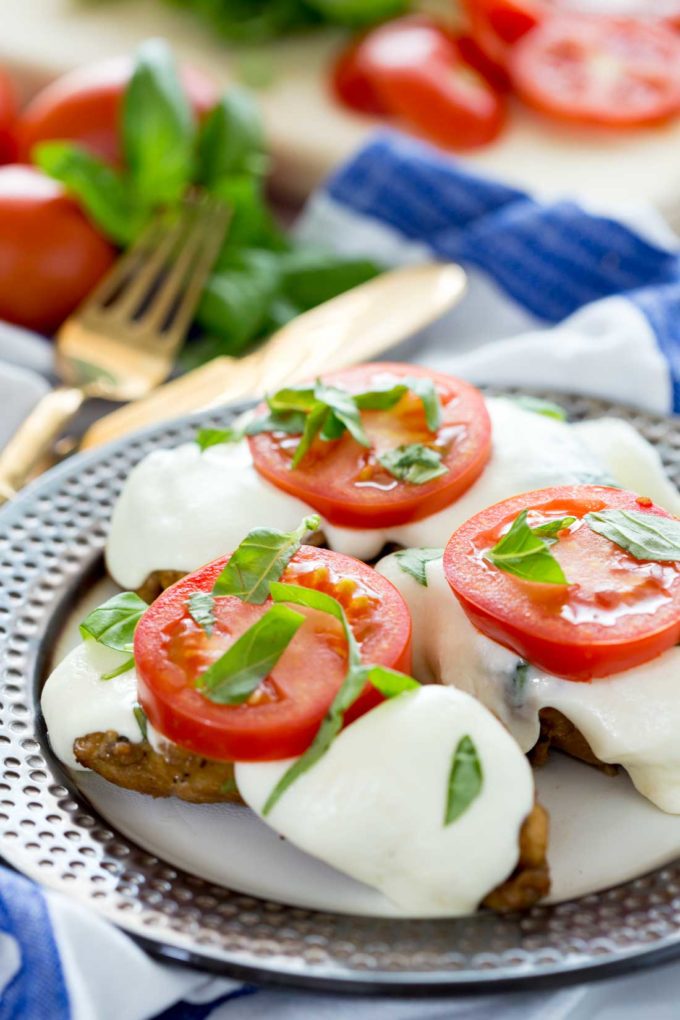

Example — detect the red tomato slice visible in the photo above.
[134,545,412,762]
[463,0,544,67]
[0,71,18,165]
[354,17,506,148]
[248,363,492,530]
[444,485,680,682]
[511,16,680,127]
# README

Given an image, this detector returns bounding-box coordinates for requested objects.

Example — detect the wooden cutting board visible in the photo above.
[5,0,680,223]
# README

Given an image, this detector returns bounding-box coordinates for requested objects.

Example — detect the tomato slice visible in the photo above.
[351,16,506,148]
[444,485,680,682]
[511,16,680,127]
[463,0,544,68]
[248,363,492,530]
[134,545,412,762]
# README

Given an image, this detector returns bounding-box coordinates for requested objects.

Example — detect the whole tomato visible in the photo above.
[16,56,218,165]
[0,70,18,164]
[0,166,116,333]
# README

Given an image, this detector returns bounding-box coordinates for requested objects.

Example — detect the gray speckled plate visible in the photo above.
[1,392,680,995]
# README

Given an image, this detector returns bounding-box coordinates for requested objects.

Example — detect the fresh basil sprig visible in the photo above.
[394,548,444,587]
[198,604,304,705]
[486,511,575,585]
[212,515,321,604]
[195,409,308,451]
[186,591,217,635]
[585,509,680,562]
[445,735,483,825]
[79,591,147,678]
[262,581,418,814]
[379,444,447,485]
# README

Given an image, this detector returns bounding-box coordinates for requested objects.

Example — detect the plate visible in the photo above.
[2,391,680,994]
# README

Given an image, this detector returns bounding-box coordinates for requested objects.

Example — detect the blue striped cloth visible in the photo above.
[3,129,680,1019]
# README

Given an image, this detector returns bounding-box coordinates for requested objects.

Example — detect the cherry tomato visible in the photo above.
[248,363,492,530]
[354,17,506,148]
[463,0,543,68]
[444,485,680,682]
[17,56,218,165]
[0,166,115,333]
[511,16,680,127]
[134,545,412,762]
[0,70,18,164]
[331,38,390,115]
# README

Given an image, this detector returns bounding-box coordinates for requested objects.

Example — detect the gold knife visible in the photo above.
[81,263,466,450]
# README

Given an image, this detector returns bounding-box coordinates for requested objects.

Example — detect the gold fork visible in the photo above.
[0,192,229,502]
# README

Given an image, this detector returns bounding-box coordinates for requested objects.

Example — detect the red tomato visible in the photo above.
[463,0,544,67]
[0,70,18,164]
[331,38,390,115]
[511,16,680,127]
[444,485,680,682]
[17,56,218,165]
[248,363,492,530]
[354,17,506,148]
[0,166,115,333]
[134,545,412,762]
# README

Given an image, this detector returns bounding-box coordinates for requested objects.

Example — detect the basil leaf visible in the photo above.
[34,142,144,246]
[186,591,216,635]
[512,395,567,421]
[402,376,442,432]
[354,384,407,411]
[379,444,447,485]
[101,657,135,682]
[263,581,418,814]
[445,735,483,825]
[531,516,576,539]
[133,705,148,741]
[290,402,329,469]
[394,547,444,587]
[197,250,282,355]
[79,592,147,652]
[486,511,569,585]
[279,247,379,309]
[198,604,304,704]
[246,410,307,436]
[195,90,267,187]
[585,509,680,562]
[196,427,241,451]
[212,515,321,603]
[314,381,370,448]
[123,38,195,206]
[267,387,316,413]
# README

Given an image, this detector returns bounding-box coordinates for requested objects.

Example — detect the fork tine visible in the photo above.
[142,195,225,333]
[160,201,231,344]
[84,215,165,309]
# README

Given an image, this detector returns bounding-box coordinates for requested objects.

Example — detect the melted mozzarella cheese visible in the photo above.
[378,554,680,814]
[41,642,140,769]
[235,686,534,917]
[106,398,656,589]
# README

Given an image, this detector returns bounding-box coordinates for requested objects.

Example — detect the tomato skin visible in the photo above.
[331,38,390,115]
[134,545,412,762]
[444,485,680,682]
[248,362,492,530]
[0,166,115,333]
[0,71,18,164]
[510,16,680,127]
[463,0,544,67]
[17,56,218,165]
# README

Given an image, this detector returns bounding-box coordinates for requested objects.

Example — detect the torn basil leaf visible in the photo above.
[486,511,571,585]
[197,603,304,704]
[394,547,444,587]
[512,395,567,421]
[379,444,447,485]
[133,704,148,741]
[445,735,483,825]
[531,516,576,540]
[196,427,241,451]
[402,376,442,432]
[585,509,680,562]
[212,515,321,604]
[263,581,418,814]
[80,591,147,653]
[187,591,217,635]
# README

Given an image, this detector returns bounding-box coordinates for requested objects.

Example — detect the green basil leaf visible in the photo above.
[531,516,576,539]
[307,0,409,25]
[314,381,370,448]
[585,509,680,562]
[486,510,569,585]
[402,376,442,432]
[101,657,135,682]
[186,591,217,635]
[267,387,316,414]
[133,704,148,741]
[512,395,568,421]
[198,604,304,704]
[263,581,418,814]
[290,402,329,469]
[354,385,408,411]
[445,735,483,825]
[212,515,321,603]
[279,246,379,310]
[195,90,267,187]
[196,427,241,450]
[394,547,444,587]
[123,38,195,206]
[319,411,348,441]
[196,250,282,354]
[35,142,143,246]
[79,591,147,652]
[245,410,307,436]
[379,444,447,485]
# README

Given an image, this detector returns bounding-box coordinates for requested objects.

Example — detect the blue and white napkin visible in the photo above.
[3,129,680,1020]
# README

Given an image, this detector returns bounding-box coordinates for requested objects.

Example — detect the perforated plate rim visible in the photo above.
[1,391,680,996]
